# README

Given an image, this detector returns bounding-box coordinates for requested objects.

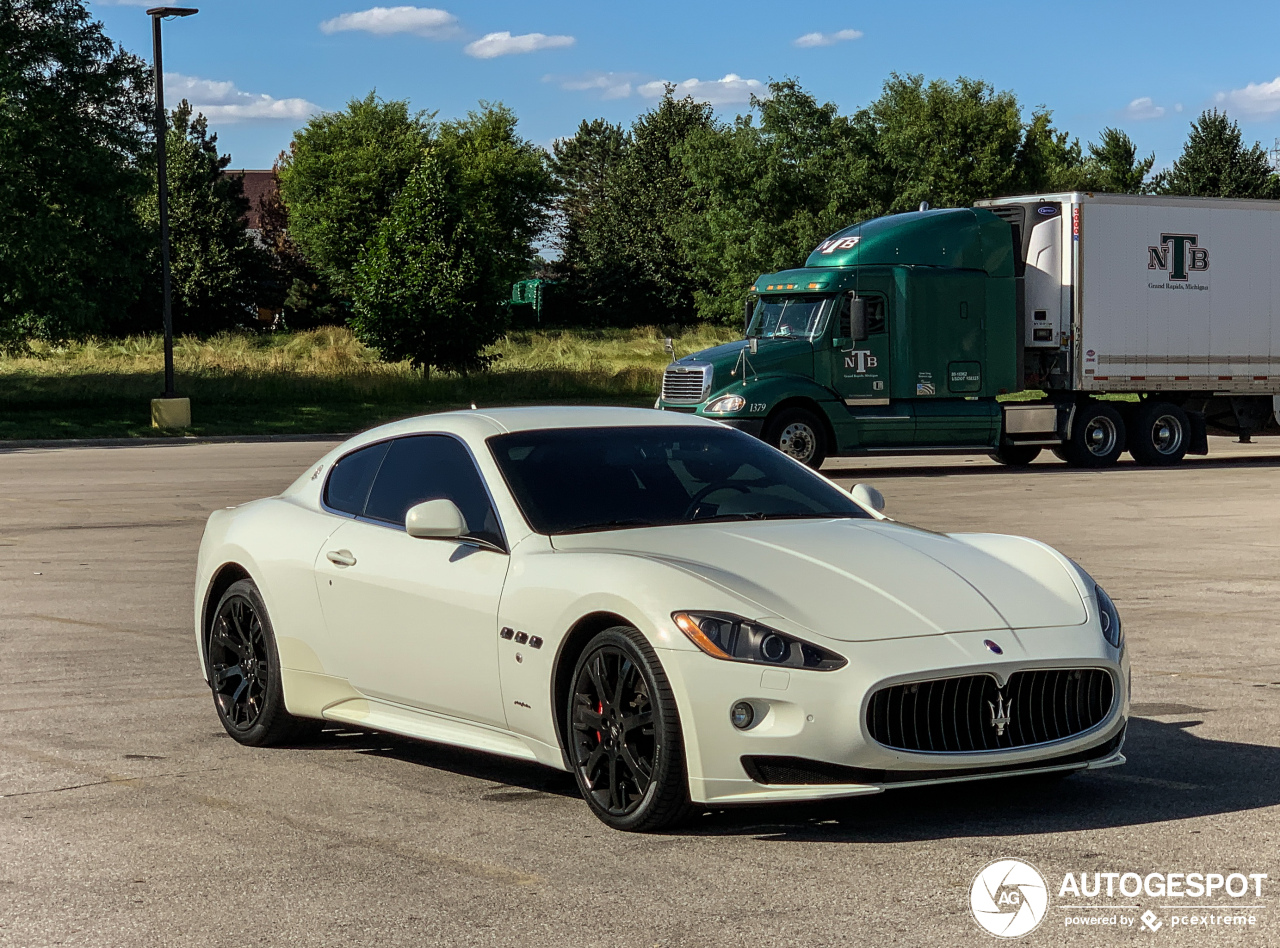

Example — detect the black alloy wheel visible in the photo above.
[567,627,691,831]
[207,578,317,746]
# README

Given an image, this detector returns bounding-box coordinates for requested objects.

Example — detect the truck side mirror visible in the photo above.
[850,298,868,342]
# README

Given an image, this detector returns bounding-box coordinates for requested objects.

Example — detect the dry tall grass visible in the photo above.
[0,325,742,410]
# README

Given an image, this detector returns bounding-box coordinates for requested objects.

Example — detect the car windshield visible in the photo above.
[488,425,871,535]
[747,294,832,340]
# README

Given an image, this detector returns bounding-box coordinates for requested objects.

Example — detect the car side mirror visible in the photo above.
[850,483,885,513]
[849,298,868,342]
[405,499,467,539]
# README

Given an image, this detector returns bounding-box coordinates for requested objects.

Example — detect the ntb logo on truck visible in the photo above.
[1148,233,1210,281]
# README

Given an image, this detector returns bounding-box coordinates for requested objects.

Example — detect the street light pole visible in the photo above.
[146,6,197,404]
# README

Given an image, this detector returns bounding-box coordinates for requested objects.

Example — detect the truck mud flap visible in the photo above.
[1187,411,1208,455]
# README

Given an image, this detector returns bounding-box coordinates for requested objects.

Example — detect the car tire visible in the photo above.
[1062,403,1126,468]
[206,578,318,747]
[989,444,1042,467]
[764,407,827,469]
[566,626,692,832]
[1128,401,1190,466]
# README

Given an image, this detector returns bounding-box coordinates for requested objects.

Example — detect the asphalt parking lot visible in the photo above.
[3,436,1279,947]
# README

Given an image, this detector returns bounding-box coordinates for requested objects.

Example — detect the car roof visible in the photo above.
[337,405,718,449]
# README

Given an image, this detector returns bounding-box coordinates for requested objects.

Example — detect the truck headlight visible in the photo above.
[705,395,746,414]
[1096,584,1122,648]
[673,612,846,670]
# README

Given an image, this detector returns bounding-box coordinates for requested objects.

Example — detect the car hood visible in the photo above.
[550,519,1088,641]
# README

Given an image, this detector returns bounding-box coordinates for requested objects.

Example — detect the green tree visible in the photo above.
[1153,110,1279,198]
[352,104,554,372]
[853,74,1083,212]
[277,93,434,300]
[557,90,718,325]
[676,80,872,322]
[435,103,556,300]
[1081,127,1154,193]
[133,102,273,334]
[0,0,150,347]
[550,118,629,272]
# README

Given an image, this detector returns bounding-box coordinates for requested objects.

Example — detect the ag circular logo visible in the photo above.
[970,859,1049,938]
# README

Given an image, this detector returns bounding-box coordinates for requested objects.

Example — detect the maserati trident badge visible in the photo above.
[989,692,1012,736]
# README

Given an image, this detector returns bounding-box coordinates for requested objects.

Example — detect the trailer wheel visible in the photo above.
[1063,403,1126,467]
[1129,401,1189,466]
[989,444,1042,467]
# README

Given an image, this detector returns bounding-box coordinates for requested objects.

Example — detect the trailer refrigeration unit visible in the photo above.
[655,193,1280,468]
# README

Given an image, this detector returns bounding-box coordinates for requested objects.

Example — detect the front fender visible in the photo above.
[697,373,840,423]
[495,541,764,769]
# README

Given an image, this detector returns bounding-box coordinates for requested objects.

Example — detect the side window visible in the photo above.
[363,435,504,547]
[866,298,886,334]
[841,295,887,336]
[323,441,390,516]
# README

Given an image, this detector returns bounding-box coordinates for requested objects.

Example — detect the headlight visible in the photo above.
[705,395,746,414]
[672,611,846,670]
[1095,584,1122,648]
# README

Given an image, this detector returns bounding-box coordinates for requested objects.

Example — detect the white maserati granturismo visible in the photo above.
[195,406,1128,831]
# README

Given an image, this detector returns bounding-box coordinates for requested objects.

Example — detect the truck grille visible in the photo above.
[866,668,1114,753]
[661,363,712,403]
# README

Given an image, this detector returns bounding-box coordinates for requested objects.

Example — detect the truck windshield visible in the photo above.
[748,294,833,340]
[488,425,870,535]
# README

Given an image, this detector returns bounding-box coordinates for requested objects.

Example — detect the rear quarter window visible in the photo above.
[323,441,390,516]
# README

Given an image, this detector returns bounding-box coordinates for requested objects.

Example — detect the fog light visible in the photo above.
[730,701,755,730]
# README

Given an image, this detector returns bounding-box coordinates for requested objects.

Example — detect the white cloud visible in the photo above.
[464,31,575,58]
[1216,77,1280,118]
[319,6,460,39]
[166,73,321,123]
[548,71,637,100]
[793,29,863,48]
[1123,96,1166,121]
[637,74,768,106]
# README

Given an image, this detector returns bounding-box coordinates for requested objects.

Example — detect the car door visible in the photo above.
[315,434,510,728]
[830,293,914,446]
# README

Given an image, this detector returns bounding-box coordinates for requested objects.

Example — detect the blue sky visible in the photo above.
[89,0,1280,174]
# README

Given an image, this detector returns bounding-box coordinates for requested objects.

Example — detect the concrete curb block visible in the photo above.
[0,433,352,451]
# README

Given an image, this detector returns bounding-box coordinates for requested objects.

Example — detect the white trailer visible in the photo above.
[977,193,1280,465]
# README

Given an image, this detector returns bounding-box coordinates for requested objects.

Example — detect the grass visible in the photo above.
[0,325,741,440]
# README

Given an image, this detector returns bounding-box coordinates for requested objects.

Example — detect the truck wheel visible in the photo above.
[1063,403,1126,468]
[1129,401,1189,466]
[765,408,827,468]
[989,444,1042,467]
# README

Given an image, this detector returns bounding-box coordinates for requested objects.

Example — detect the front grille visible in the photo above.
[866,668,1114,753]
[661,363,712,403]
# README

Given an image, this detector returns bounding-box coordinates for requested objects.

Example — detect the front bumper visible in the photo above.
[658,625,1129,805]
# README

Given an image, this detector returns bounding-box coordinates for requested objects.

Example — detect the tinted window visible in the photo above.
[364,435,503,547]
[838,295,886,337]
[488,426,870,535]
[324,441,390,516]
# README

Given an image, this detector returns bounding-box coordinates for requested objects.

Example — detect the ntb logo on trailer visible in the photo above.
[1147,233,1210,281]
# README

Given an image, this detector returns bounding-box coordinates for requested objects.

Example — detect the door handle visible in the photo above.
[326,549,356,567]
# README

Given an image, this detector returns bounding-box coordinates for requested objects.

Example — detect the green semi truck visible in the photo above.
[656,192,1280,468]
